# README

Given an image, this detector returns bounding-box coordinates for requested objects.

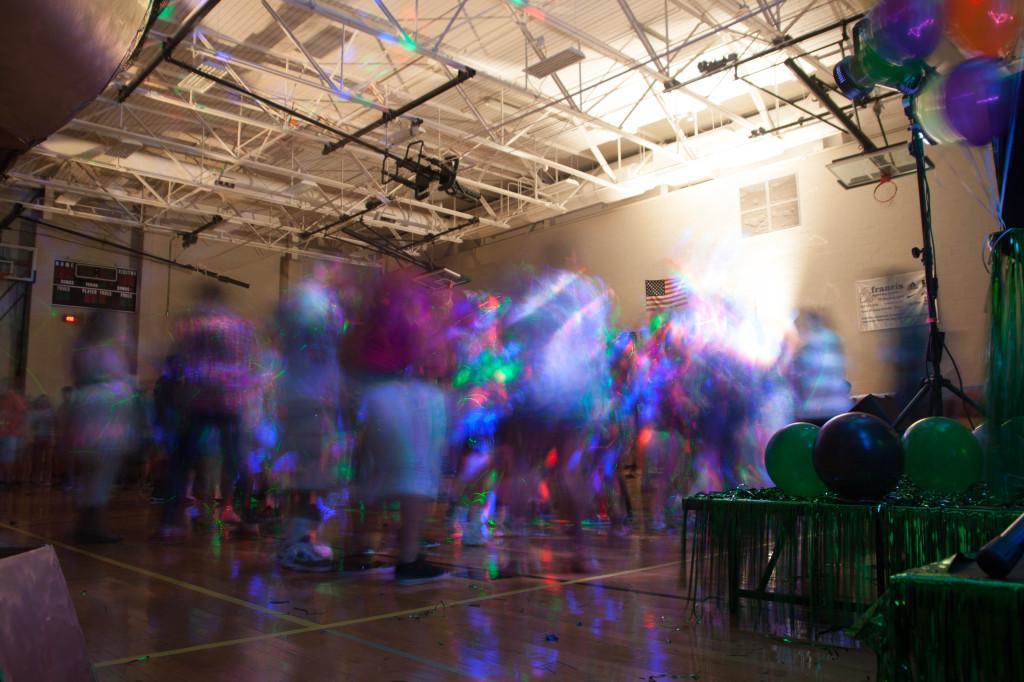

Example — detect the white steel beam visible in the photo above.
[280,0,692,166]
[503,0,754,132]
[0,190,374,266]
[65,114,513,228]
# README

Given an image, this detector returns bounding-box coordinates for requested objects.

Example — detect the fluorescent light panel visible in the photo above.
[525,47,585,79]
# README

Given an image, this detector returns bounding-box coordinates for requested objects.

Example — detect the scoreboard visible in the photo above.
[51,260,138,313]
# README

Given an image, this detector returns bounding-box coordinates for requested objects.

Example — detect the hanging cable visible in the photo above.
[944,340,974,429]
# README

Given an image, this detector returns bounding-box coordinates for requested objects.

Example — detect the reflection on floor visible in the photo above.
[0,489,875,681]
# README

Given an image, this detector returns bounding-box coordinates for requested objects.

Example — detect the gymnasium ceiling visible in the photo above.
[5,0,877,267]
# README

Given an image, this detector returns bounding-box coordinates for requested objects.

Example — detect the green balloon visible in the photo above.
[765,423,827,498]
[902,417,983,494]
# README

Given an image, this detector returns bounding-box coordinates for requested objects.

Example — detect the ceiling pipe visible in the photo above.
[323,67,476,154]
[117,0,224,102]
[5,170,367,252]
[165,56,520,210]
[67,114,515,226]
[18,212,250,288]
[784,58,877,152]
[27,138,469,248]
[165,31,591,179]
[342,223,434,270]
[167,45,614,193]
[35,132,463,240]
[301,199,383,240]
[0,193,373,266]
[280,0,692,167]
[166,56,389,157]
[674,13,866,92]
[182,214,223,247]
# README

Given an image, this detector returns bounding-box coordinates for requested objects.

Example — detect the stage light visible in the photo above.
[833,0,944,100]
[833,19,928,100]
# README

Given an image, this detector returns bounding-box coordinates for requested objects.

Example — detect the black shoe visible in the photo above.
[73,528,122,544]
[339,556,391,576]
[74,507,121,544]
[395,556,447,585]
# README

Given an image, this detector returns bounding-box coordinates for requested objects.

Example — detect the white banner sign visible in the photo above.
[856,271,928,332]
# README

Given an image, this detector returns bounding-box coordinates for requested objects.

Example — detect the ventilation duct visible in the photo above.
[33,134,443,237]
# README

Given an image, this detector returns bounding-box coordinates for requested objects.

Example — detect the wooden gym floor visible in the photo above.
[0,490,875,681]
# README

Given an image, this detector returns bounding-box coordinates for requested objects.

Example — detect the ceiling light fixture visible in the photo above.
[525,47,585,79]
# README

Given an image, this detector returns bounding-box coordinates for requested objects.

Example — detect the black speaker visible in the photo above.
[850,393,896,425]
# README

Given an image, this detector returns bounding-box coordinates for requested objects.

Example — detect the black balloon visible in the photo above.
[812,412,903,500]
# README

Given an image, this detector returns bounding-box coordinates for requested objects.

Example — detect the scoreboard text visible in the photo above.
[51,260,138,313]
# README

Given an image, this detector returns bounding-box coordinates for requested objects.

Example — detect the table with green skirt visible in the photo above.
[854,554,1024,681]
[681,493,1022,629]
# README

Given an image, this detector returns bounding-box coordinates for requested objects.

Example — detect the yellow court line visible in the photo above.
[93,559,682,668]
[0,521,313,627]
[0,521,680,668]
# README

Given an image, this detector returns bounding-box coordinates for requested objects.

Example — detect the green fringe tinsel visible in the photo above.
[987,228,1024,496]
[857,557,1024,681]
[682,487,1022,632]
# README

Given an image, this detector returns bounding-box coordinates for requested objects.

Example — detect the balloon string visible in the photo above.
[998,65,1023,224]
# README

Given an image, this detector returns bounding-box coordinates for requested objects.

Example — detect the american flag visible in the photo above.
[645,278,688,312]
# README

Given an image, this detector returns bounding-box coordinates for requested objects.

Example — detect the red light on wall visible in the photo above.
[62,314,77,324]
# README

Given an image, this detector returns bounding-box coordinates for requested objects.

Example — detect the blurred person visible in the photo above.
[634,318,690,530]
[784,310,852,425]
[150,355,186,503]
[155,282,256,540]
[496,251,612,572]
[447,291,509,547]
[52,386,73,488]
[0,379,26,488]
[671,294,774,493]
[594,330,638,530]
[274,276,345,572]
[28,394,56,486]
[68,312,139,543]
[344,270,453,584]
[247,344,281,518]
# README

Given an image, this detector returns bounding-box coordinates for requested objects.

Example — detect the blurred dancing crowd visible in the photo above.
[0,255,851,584]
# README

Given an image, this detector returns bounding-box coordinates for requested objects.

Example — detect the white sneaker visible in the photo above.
[278,538,337,573]
[461,506,491,546]
[462,523,490,547]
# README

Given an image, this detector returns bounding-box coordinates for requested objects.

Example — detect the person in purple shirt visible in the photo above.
[154,282,256,540]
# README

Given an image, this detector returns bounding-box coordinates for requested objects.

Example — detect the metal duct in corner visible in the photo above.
[0,0,152,173]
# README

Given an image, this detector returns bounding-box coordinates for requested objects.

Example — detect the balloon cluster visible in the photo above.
[833,0,1021,146]
[765,414,982,500]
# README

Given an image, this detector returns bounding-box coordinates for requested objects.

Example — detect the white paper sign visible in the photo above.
[856,271,928,332]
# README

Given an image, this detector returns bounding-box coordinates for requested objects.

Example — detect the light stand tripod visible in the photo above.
[893,99,984,429]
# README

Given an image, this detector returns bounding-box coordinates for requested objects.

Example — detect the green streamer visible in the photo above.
[682,488,1022,636]
[859,557,1024,681]
[986,229,1024,497]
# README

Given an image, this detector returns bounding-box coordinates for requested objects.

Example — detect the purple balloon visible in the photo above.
[869,0,944,63]
[944,58,1014,146]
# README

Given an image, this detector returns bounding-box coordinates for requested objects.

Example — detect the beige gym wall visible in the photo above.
[441,139,999,396]
[25,227,284,400]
